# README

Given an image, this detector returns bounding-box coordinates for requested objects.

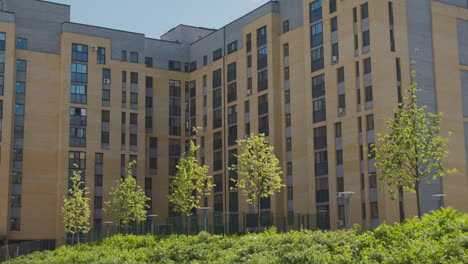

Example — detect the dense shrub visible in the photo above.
[6,208,468,264]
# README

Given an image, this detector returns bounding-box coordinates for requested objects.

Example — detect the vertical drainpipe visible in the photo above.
[222,26,228,234]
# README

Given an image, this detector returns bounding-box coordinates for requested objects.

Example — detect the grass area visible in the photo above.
[6,208,468,264]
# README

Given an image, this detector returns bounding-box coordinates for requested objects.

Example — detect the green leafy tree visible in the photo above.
[168,130,213,234]
[231,133,284,231]
[62,168,91,245]
[105,161,150,232]
[370,65,457,217]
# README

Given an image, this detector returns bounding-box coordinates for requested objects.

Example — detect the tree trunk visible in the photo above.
[257,202,261,233]
[415,182,421,218]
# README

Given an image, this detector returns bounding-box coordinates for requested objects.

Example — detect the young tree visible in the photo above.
[105,160,150,233]
[167,134,213,234]
[370,66,457,217]
[230,133,284,231]
[62,168,91,245]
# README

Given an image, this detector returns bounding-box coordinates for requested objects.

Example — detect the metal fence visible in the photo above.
[0,240,55,262]
[65,212,318,245]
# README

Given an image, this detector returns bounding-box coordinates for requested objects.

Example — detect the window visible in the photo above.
[286,113,291,127]
[313,98,326,123]
[228,82,237,103]
[145,57,153,68]
[365,85,373,102]
[312,74,325,98]
[257,47,268,69]
[227,41,238,54]
[97,47,106,64]
[121,50,127,61]
[72,44,88,62]
[0,76,3,96]
[286,137,292,152]
[366,114,374,131]
[16,38,27,49]
[332,43,339,59]
[213,69,222,88]
[258,94,268,116]
[0,100,3,139]
[130,52,138,63]
[213,108,222,129]
[362,30,370,47]
[0,32,5,51]
[311,47,324,72]
[364,58,372,74]
[353,8,357,23]
[246,33,252,53]
[227,62,236,82]
[285,66,290,81]
[259,115,269,136]
[10,218,20,231]
[203,55,208,66]
[0,53,4,73]
[331,17,338,32]
[370,202,379,218]
[369,173,377,188]
[311,22,323,47]
[337,67,344,83]
[258,70,268,92]
[71,63,87,83]
[16,60,26,72]
[15,104,24,116]
[257,26,267,48]
[103,68,111,81]
[190,61,197,72]
[335,122,342,138]
[310,0,322,23]
[247,55,252,68]
[70,107,87,148]
[361,3,369,19]
[389,2,395,52]
[329,0,337,13]
[101,111,110,123]
[213,48,222,61]
[283,20,290,33]
[169,60,181,71]
[16,82,25,94]
[336,149,343,165]
[284,43,289,57]
[130,72,138,84]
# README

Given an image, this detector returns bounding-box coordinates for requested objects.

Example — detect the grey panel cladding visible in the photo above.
[462,70,468,116]
[161,25,216,44]
[406,0,441,214]
[2,0,70,54]
[0,11,14,23]
[189,1,279,66]
[63,23,145,63]
[458,19,468,66]
[279,0,304,33]
[435,0,468,8]
[144,38,189,70]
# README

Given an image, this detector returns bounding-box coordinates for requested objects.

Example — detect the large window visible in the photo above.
[310,0,322,23]
[16,60,27,72]
[311,47,324,72]
[0,32,5,51]
[72,44,88,62]
[70,107,87,148]
[130,52,138,63]
[227,62,236,82]
[311,22,323,48]
[97,47,106,64]
[313,98,326,123]
[213,48,222,61]
[257,47,268,69]
[169,60,181,71]
[361,3,369,19]
[227,41,238,54]
[257,26,267,48]
[213,69,222,88]
[258,70,268,92]
[71,63,87,83]
[16,38,27,49]
[71,84,87,104]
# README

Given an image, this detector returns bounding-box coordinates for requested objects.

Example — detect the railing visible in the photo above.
[0,240,55,262]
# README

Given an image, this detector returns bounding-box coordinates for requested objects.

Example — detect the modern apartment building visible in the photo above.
[0,0,467,244]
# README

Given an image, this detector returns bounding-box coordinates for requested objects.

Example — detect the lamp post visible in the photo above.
[148,214,158,235]
[338,191,355,230]
[432,194,446,209]
[104,221,113,238]
[199,207,211,232]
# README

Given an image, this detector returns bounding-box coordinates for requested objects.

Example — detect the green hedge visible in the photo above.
[7,208,468,264]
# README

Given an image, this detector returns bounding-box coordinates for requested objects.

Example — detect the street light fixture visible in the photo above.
[148,214,158,235]
[199,207,211,232]
[337,191,355,230]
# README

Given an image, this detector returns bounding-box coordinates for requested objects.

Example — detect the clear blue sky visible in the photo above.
[48,0,269,39]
